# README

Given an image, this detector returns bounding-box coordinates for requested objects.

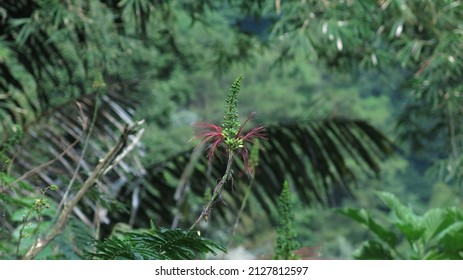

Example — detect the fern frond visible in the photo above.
[86,226,226,260]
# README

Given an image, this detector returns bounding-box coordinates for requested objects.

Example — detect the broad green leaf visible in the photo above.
[421,208,450,242]
[434,222,463,254]
[339,207,397,247]
[354,240,394,260]
[377,191,425,242]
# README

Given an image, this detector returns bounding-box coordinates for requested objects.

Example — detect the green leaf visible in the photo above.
[339,207,397,247]
[354,240,394,260]
[346,192,463,260]
[434,222,463,254]
[377,191,425,243]
[421,208,448,242]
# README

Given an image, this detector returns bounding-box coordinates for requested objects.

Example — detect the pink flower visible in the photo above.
[193,113,267,172]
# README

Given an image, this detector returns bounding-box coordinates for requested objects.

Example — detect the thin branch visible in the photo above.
[9,139,80,186]
[16,208,34,259]
[58,101,98,211]
[103,126,145,176]
[22,121,143,260]
[227,175,256,247]
[189,149,235,231]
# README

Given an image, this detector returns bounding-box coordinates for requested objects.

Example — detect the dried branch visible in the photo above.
[22,120,143,259]
[103,125,145,176]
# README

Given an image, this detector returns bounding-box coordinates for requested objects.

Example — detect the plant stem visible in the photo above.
[227,175,255,247]
[16,209,33,259]
[189,149,235,231]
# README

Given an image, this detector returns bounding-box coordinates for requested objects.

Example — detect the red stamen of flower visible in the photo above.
[236,112,255,138]
[237,113,267,174]
[237,113,267,142]
[193,122,224,160]
[240,125,267,143]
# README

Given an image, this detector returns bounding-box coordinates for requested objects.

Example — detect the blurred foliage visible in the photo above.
[341,192,463,260]
[269,0,463,187]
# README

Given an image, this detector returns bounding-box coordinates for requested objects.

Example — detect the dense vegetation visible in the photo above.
[1,0,462,259]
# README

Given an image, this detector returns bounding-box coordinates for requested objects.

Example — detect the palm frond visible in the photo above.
[5,91,145,234]
[114,118,395,228]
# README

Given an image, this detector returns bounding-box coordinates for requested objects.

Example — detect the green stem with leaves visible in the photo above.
[16,186,55,259]
[16,208,33,259]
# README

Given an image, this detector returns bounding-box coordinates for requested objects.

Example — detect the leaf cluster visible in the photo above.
[341,191,463,260]
[86,224,226,260]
